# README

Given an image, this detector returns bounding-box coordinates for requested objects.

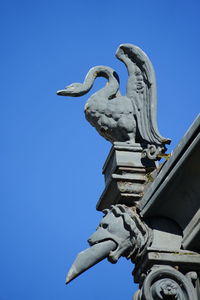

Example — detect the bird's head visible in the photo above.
[57,83,86,97]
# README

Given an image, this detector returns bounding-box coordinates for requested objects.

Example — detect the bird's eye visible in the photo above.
[102,223,108,229]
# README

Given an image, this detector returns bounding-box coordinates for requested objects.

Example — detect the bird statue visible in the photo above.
[57,44,170,153]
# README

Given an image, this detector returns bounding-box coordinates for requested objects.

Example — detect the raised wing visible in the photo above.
[116,44,171,147]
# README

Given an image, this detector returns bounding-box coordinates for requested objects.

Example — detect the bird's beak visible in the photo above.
[56,89,67,96]
[66,240,116,284]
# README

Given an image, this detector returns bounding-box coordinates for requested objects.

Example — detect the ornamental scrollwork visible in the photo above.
[133,266,197,300]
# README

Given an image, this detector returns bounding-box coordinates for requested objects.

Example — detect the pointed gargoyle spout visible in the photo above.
[66,205,151,285]
[66,240,116,284]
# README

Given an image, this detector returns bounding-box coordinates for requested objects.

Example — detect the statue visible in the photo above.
[57,44,170,159]
[66,204,198,300]
[66,205,151,284]
[57,44,200,299]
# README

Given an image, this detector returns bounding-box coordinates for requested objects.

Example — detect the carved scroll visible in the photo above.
[134,266,198,300]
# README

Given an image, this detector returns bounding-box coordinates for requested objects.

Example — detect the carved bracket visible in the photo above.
[134,266,198,300]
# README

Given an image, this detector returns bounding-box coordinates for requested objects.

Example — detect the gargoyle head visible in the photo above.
[88,205,150,263]
[66,205,150,284]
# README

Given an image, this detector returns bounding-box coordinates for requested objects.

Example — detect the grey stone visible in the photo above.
[66,204,151,283]
[183,209,200,251]
[147,217,182,251]
[97,143,157,211]
[134,265,198,300]
[139,115,200,252]
[57,43,200,299]
[66,240,116,284]
[57,44,170,159]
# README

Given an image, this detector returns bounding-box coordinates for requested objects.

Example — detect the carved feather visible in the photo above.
[116,44,171,146]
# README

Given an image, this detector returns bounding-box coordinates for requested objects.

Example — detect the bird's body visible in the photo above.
[84,86,136,143]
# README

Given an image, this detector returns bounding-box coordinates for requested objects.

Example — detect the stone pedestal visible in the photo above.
[97,143,157,211]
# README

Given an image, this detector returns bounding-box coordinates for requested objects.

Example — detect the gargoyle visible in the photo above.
[66,204,151,284]
[57,44,170,158]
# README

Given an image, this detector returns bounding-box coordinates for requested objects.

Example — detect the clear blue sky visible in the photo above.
[1,1,200,299]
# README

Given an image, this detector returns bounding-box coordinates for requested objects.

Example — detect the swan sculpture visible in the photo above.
[57,44,170,151]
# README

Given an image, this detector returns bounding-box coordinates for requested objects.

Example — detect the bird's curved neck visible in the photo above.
[83,66,120,98]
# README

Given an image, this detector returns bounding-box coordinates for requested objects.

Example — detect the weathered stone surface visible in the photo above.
[97,143,156,211]
[139,115,200,252]
[146,217,182,251]
[134,265,198,300]
[134,249,200,283]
